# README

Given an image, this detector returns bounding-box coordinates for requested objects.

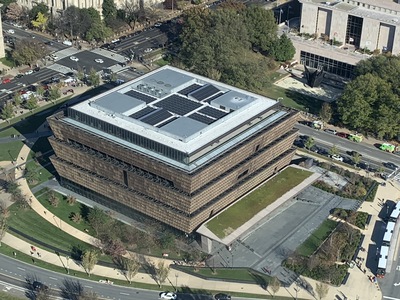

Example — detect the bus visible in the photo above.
[383,221,395,246]
[390,203,400,222]
[377,245,389,278]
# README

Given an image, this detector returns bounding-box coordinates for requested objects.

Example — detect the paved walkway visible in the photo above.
[1,132,398,299]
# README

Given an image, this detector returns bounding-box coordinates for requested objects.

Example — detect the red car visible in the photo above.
[336,132,349,138]
[2,78,11,84]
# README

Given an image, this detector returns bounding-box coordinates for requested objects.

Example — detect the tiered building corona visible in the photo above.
[48,66,299,233]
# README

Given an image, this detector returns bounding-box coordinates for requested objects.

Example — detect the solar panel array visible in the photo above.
[188,113,215,125]
[178,84,202,96]
[130,107,156,119]
[203,92,224,103]
[155,94,202,115]
[125,90,156,104]
[199,106,228,119]
[190,84,220,101]
[141,109,172,126]
[156,116,179,128]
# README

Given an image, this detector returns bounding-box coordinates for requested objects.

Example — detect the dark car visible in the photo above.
[33,67,40,72]
[119,62,127,67]
[15,73,24,79]
[65,72,74,77]
[63,89,74,95]
[337,132,349,138]
[385,162,399,171]
[215,294,231,300]
[347,151,362,157]
[32,281,49,291]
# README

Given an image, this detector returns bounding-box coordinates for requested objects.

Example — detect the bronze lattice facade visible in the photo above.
[47,67,300,233]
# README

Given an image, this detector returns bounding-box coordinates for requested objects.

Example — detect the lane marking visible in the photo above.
[384,296,400,300]
[17,267,25,271]
[49,277,57,280]
[120,292,130,295]
[84,286,93,289]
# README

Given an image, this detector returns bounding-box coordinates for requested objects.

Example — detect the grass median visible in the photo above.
[206,167,312,239]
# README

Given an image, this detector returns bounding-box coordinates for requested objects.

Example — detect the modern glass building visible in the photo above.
[48,66,299,233]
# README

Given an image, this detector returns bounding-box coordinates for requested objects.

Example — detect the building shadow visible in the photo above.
[366,243,379,274]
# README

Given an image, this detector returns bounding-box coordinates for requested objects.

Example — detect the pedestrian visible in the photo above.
[37,252,40,257]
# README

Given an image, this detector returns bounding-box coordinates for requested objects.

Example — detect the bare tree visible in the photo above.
[269,277,281,298]
[155,261,169,288]
[66,194,77,206]
[6,3,24,21]
[0,217,8,246]
[0,201,10,220]
[123,254,141,284]
[315,282,329,300]
[81,250,98,276]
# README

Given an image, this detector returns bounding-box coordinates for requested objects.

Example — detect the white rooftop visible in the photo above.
[69,66,278,155]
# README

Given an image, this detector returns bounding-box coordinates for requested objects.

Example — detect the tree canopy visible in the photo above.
[337,54,400,139]
[177,5,286,91]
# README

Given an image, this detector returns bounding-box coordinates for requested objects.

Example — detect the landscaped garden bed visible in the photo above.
[206,167,312,239]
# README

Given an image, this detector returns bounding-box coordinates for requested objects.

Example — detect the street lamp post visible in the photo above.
[66,256,70,274]
[294,287,300,300]
[279,9,283,24]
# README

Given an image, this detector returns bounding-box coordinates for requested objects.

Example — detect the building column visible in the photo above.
[201,235,213,254]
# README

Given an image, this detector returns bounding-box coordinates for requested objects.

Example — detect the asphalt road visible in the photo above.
[296,124,400,168]
[0,253,257,300]
[3,23,68,52]
[56,50,120,73]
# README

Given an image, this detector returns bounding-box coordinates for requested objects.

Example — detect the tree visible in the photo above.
[72,212,83,223]
[81,250,98,276]
[29,3,49,20]
[123,255,140,284]
[269,277,281,298]
[0,0,15,13]
[304,136,314,150]
[104,238,126,257]
[66,195,77,206]
[78,291,100,300]
[24,94,38,111]
[31,12,48,31]
[36,85,45,99]
[319,102,332,124]
[6,3,24,21]
[102,0,117,22]
[88,207,109,236]
[0,201,10,220]
[35,287,51,300]
[315,282,329,300]
[269,34,295,62]
[329,145,339,156]
[12,40,48,66]
[351,152,361,166]
[244,6,277,52]
[1,102,15,120]
[155,261,169,288]
[88,69,100,87]
[13,93,22,106]
[25,167,40,183]
[0,217,8,246]
[121,0,140,28]
[86,22,113,42]
[48,86,61,102]
[159,232,175,250]
[48,191,59,207]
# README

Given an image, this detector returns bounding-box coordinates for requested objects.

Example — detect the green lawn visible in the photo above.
[7,203,98,260]
[35,188,95,236]
[206,167,313,238]
[296,219,338,257]
[0,291,23,300]
[0,141,24,161]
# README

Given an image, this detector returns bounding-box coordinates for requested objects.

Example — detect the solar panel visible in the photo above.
[156,116,178,128]
[156,94,202,115]
[129,107,156,119]
[203,92,224,103]
[125,90,156,104]
[188,113,215,125]
[178,84,202,96]
[189,84,220,101]
[199,106,228,119]
[141,108,172,126]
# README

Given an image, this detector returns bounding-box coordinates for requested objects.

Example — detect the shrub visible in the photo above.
[71,213,83,224]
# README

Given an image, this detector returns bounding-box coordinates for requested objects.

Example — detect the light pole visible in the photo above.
[175,273,178,291]
[279,9,283,24]
[66,256,70,274]
[294,287,300,300]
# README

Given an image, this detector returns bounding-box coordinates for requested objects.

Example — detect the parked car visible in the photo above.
[330,154,344,162]
[336,132,349,138]
[24,70,34,75]
[15,74,24,79]
[94,58,104,63]
[384,162,399,171]
[144,48,153,53]
[159,292,177,300]
[33,67,40,72]
[70,56,79,62]
[7,29,15,34]
[63,40,72,46]
[2,78,11,84]
[324,129,337,135]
